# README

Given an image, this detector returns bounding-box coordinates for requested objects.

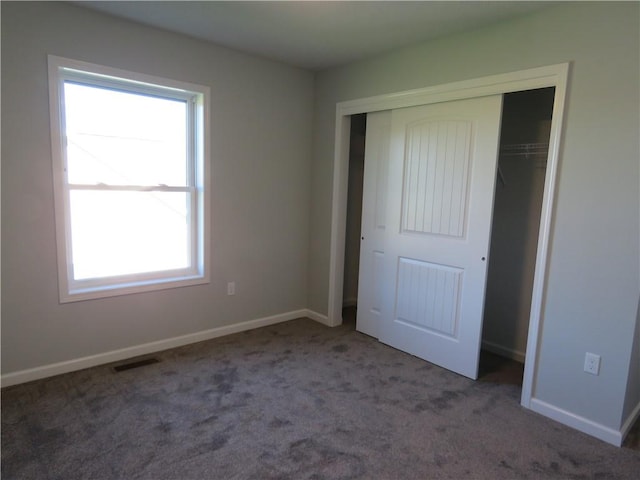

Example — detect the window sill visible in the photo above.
[60,274,210,303]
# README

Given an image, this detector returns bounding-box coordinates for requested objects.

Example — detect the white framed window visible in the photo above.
[48,56,210,302]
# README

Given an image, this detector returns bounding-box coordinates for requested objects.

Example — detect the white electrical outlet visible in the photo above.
[227,281,235,296]
[584,352,601,375]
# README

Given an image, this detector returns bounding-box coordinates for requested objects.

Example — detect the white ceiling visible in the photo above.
[75,1,550,71]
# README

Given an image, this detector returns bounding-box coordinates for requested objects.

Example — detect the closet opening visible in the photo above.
[340,85,559,390]
[342,113,367,327]
[479,87,556,386]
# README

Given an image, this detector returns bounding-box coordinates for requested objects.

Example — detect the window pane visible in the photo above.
[69,190,190,280]
[64,82,188,186]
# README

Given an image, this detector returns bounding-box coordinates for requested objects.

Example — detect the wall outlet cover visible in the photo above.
[584,352,600,375]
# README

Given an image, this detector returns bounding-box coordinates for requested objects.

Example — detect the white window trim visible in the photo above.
[48,55,210,303]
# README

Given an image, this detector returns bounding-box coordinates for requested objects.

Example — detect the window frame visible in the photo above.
[48,55,210,303]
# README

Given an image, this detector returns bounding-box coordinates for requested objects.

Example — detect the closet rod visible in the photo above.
[500,142,549,157]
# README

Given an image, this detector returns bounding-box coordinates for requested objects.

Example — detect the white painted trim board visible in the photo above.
[481,340,526,364]
[620,400,640,444]
[1,309,329,387]
[530,398,624,447]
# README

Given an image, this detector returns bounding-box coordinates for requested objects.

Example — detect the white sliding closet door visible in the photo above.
[378,95,503,379]
[356,111,391,338]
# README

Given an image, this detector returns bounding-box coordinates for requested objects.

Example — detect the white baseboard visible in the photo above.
[481,340,525,363]
[342,297,357,308]
[1,309,327,388]
[305,309,331,327]
[529,397,623,447]
[620,400,640,442]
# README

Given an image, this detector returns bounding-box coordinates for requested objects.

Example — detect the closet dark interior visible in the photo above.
[480,87,555,383]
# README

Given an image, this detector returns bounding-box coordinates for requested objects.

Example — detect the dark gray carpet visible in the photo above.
[2,316,639,479]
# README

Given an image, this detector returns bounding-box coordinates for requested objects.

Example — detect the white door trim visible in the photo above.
[327,62,570,408]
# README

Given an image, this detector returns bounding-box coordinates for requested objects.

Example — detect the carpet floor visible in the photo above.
[2,315,639,479]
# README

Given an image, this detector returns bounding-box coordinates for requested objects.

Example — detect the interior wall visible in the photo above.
[1,2,314,375]
[342,115,366,307]
[482,88,554,362]
[310,2,639,432]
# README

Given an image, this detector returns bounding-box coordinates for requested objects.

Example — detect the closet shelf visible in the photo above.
[500,142,549,157]
[497,143,548,183]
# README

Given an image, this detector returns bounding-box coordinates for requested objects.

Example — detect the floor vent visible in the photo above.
[112,357,160,372]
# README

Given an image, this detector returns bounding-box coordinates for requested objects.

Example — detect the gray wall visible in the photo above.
[1,2,314,373]
[310,2,639,431]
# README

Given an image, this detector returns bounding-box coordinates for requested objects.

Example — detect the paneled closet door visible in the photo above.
[356,110,391,339]
[379,95,503,379]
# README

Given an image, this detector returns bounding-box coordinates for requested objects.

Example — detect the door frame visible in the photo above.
[327,63,570,408]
